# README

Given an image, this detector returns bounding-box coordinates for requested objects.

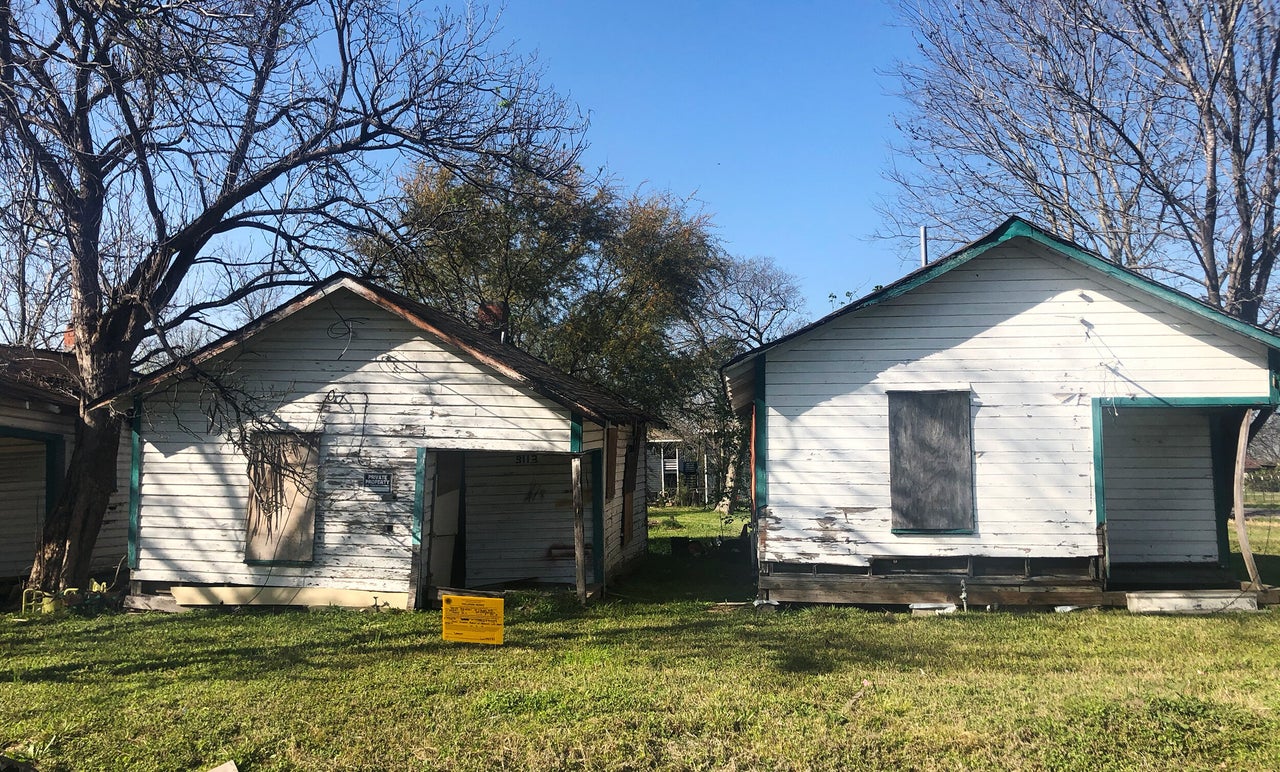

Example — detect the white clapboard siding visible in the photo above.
[134,291,573,593]
[1102,408,1218,563]
[0,438,47,576]
[464,451,584,586]
[596,422,647,579]
[763,241,1268,565]
[89,434,132,576]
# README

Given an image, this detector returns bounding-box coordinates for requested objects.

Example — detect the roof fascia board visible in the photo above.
[340,283,614,424]
[99,275,623,424]
[97,278,356,408]
[723,216,1280,375]
[1009,222,1280,352]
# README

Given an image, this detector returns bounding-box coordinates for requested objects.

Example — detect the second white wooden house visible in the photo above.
[724,217,1280,606]
[0,345,130,584]
[109,275,649,609]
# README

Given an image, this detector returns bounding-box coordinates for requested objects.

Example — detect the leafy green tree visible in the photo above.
[367,166,723,418]
[368,166,807,514]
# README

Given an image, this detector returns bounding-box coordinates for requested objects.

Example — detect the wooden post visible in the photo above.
[572,454,587,605]
[1235,409,1263,590]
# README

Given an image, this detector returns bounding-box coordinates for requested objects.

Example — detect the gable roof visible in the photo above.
[106,273,650,425]
[0,345,78,407]
[723,216,1280,412]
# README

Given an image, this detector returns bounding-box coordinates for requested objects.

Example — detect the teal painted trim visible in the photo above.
[0,426,61,442]
[128,398,142,569]
[570,413,583,453]
[1097,395,1277,408]
[412,447,426,546]
[972,219,1280,353]
[753,354,767,510]
[590,448,604,583]
[891,529,975,536]
[1,426,70,522]
[1208,416,1235,568]
[1269,349,1280,403]
[722,215,1280,375]
[1092,399,1106,526]
[0,426,68,527]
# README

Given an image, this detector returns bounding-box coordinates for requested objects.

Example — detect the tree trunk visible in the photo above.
[714,459,738,515]
[27,407,123,592]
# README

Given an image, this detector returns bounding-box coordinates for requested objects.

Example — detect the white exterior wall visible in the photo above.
[465,451,582,586]
[0,397,129,578]
[762,242,1269,567]
[134,292,574,594]
[590,422,647,579]
[1102,408,1218,563]
[0,437,47,576]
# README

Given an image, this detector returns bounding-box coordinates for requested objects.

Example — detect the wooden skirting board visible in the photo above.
[168,586,409,609]
[759,572,1126,607]
[1126,590,1260,614]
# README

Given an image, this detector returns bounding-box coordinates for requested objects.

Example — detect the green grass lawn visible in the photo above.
[1229,515,1280,585]
[5,547,1280,771]
[1245,490,1280,508]
[646,505,749,540]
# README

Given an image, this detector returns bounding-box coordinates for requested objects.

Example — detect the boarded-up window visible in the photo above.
[246,432,320,564]
[888,391,973,532]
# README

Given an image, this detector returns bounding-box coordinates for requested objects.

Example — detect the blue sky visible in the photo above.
[491,1,920,319]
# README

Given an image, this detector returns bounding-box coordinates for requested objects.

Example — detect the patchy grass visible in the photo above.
[646,505,748,540]
[4,553,1280,771]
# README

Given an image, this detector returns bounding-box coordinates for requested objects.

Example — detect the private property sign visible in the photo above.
[441,594,504,644]
[363,472,393,494]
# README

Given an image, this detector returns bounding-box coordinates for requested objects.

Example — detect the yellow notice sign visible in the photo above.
[441,594,504,644]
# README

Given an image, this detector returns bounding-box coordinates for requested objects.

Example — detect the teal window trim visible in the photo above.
[570,413,583,453]
[1092,399,1106,527]
[1269,349,1280,403]
[1096,395,1276,409]
[0,425,67,524]
[129,398,142,569]
[887,389,976,534]
[591,448,604,583]
[753,354,767,511]
[412,447,426,546]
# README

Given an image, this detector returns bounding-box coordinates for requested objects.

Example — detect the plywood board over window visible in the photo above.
[246,432,321,564]
[888,391,974,533]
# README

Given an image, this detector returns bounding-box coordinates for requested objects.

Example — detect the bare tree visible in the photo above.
[0,0,583,591]
[885,0,1280,325]
[687,255,806,515]
[705,256,806,349]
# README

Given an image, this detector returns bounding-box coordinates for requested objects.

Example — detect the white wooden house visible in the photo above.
[723,217,1280,606]
[0,346,129,582]
[106,275,649,609]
